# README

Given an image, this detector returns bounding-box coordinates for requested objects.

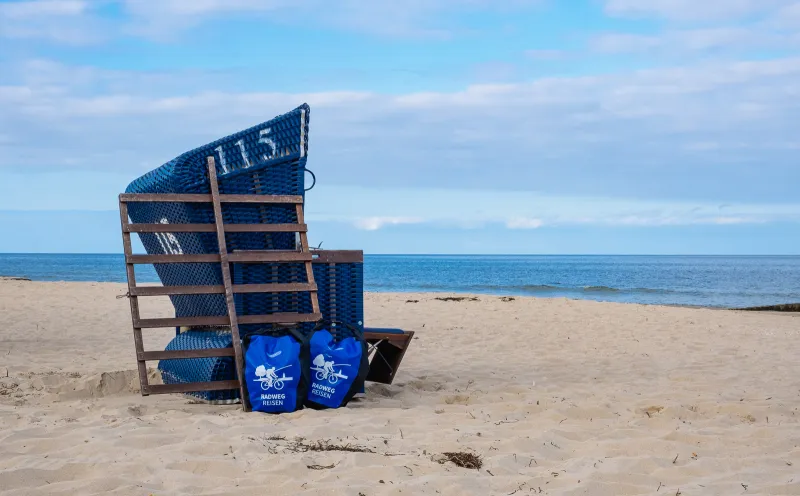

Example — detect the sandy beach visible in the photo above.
[1,278,799,495]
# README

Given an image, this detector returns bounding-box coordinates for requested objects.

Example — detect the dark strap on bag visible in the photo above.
[243,325,306,348]
[311,320,364,342]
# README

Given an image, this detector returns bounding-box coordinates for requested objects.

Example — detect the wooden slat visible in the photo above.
[130,282,317,296]
[131,285,225,296]
[138,348,235,361]
[125,223,307,233]
[119,200,151,396]
[126,252,312,264]
[208,157,249,410]
[220,194,303,204]
[311,250,364,264]
[127,254,220,264]
[228,251,312,263]
[234,312,322,325]
[233,283,317,294]
[135,312,322,329]
[119,193,303,204]
[147,380,241,395]
[119,193,214,203]
[137,316,231,328]
[296,203,321,315]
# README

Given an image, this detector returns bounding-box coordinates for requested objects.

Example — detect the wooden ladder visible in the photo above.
[118,157,320,411]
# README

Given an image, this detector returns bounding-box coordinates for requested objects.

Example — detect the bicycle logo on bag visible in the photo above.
[311,354,350,385]
[254,364,293,391]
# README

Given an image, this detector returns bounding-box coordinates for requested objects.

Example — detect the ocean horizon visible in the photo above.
[2,253,799,309]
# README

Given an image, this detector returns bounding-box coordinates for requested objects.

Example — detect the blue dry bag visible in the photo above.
[306,321,369,409]
[243,327,309,413]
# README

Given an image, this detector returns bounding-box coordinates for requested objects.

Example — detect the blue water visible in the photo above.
[1,254,799,309]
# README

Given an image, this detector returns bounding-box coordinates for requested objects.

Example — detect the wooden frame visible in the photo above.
[119,157,321,411]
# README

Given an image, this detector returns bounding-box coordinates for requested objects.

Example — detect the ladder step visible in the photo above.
[147,380,241,395]
[119,193,303,204]
[135,312,322,328]
[232,283,317,294]
[138,349,235,361]
[131,283,317,296]
[125,223,307,233]
[127,252,312,264]
[229,251,312,262]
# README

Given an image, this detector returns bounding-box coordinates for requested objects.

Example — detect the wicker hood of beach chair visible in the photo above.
[124,104,311,321]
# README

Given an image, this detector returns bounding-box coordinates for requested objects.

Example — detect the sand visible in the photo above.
[1,279,799,495]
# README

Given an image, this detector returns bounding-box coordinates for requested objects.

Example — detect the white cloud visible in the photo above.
[591,33,661,53]
[0,0,544,42]
[591,27,779,54]
[120,0,542,40]
[0,0,87,18]
[604,0,793,21]
[0,1,107,44]
[506,217,544,229]
[1,56,799,204]
[298,184,800,231]
[353,217,424,231]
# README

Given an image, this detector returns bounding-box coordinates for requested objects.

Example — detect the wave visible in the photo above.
[366,282,678,296]
[582,286,620,293]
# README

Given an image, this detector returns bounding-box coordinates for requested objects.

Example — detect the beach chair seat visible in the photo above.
[157,330,239,404]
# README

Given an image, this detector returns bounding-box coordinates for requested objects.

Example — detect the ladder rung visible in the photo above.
[228,252,312,263]
[139,349,235,361]
[132,285,225,296]
[136,316,230,327]
[239,312,322,325]
[131,283,317,296]
[135,312,322,328]
[234,283,317,294]
[119,193,303,204]
[126,252,311,264]
[128,254,219,264]
[125,223,307,233]
[147,380,241,395]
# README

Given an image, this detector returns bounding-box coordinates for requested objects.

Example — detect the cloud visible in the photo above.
[603,0,794,22]
[0,0,106,44]
[597,0,800,58]
[506,217,544,229]
[1,55,800,204]
[0,0,544,42]
[119,0,543,40]
[353,216,424,231]
[297,184,800,232]
[591,27,780,54]
[0,0,87,18]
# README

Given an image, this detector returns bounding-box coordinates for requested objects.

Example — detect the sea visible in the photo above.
[1,253,799,309]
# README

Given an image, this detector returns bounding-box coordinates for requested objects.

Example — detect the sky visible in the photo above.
[0,0,799,254]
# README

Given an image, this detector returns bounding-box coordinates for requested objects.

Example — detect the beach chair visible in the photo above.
[120,105,321,409]
[119,104,413,408]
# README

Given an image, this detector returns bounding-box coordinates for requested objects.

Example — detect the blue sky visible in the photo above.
[1,0,799,254]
